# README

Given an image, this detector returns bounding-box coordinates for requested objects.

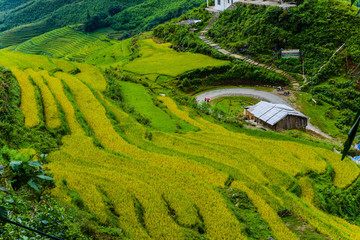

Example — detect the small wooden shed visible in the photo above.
[245,101,308,131]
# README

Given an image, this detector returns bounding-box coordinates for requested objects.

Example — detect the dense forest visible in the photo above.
[0,0,204,48]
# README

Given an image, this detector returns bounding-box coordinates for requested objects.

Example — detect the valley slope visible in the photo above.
[1,1,360,240]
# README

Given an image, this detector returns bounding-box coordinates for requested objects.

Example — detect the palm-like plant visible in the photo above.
[342,111,360,160]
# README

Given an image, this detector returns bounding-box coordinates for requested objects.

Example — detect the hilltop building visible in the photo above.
[213,0,235,11]
[245,101,308,131]
[209,0,296,11]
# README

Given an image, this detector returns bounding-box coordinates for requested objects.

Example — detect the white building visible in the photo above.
[208,0,293,12]
[214,0,236,11]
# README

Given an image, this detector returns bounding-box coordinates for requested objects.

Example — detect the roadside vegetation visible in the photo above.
[207,0,360,137]
[0,0,360,239]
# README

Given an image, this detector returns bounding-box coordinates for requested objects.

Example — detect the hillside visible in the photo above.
[0,0,204,48]
[0,33,360,238]
[1,1,360,239]
[151,0,360,138]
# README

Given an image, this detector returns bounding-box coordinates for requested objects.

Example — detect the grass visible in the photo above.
[118,80,198,133]
[123,39,229,76]
[191,85,275,96]
[282,214,332,240]
[211,96,260,116]
[294,92,344,138]
[86,39,133,68]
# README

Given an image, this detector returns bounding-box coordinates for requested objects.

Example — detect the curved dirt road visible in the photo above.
[196,88,289,105]
[196,88,332,139]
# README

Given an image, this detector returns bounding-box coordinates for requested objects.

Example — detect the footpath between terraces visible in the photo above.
[199,8,300,90]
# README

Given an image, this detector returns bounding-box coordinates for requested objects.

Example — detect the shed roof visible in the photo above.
[247,101,307,126]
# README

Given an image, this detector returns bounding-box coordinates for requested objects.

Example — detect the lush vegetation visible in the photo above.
[203,0,360,137]
[210,96,260,117]
[0,40,360,239]
[7,26,114,61]
[1,0,360,238]
[208,0,360,74]
[153,6,290,92]
[0,0,205,48]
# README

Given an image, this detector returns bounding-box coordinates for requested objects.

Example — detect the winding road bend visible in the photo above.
[196,88,332,139]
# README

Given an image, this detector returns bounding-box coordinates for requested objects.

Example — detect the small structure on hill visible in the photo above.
[212,0,296,11]
[178,19,202,26]
[245,101,308,131]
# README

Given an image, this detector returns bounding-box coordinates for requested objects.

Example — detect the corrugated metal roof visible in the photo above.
[247,101,307,126]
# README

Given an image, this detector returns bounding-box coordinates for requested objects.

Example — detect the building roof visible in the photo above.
[247,101,307,126]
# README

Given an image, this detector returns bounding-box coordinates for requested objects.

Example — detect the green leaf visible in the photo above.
[342,110,360,160]
[9,161,22,171]
[28,161,42,168]
[352,0,356,6]
[28,178,41,192]
[0,206,8,221]
[36,175,54,181]
[0,187,8,193]
[4,198,13,203]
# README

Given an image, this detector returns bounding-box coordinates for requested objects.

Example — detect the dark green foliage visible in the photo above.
[178,61,289,91]
[82,13,109,33]
[342,110,360,160]
[0,0,204,46]
[110,0,204,33]
[309,165,360,224]
[0,147,85,239]
[0,146,54,192]
[153,6,230,60]
[208,0,360,76]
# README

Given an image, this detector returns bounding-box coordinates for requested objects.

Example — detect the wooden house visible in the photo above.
[245,101,308,131]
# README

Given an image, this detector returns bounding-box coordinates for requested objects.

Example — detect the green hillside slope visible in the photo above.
[1,48,360,239]
[0,0,205,48]
[7,26,114,60]
[155,0,360,137]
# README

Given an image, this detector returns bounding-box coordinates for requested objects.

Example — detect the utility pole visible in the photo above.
[207,0,209,7]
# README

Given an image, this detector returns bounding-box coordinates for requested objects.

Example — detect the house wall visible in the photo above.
[274,116,307,131]
[214,0,236,11]
[245,110,255,120]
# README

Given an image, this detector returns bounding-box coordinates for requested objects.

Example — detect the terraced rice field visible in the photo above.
[124,39,228,76]
[3,48,360,239]
[0,21,50,48]
[6,26,112,60]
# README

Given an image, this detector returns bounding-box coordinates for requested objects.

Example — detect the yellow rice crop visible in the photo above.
[232,181,299,240]
[51,59,76,72]
[10,67,41,128]
[298,177,315,204]
[25,69,61,129]
[158,96,206,130]
[188,131,327,177]
[151,131,269,184]
[314,148,360,188]
[55,72,227,187]
[49,134,246,239]
[72,62,107,92]
[43,72,84,135]
[0,51,56,71]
